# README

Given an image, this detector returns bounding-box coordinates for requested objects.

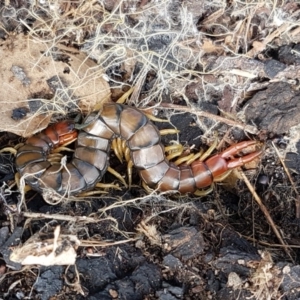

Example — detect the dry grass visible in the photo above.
[0,0,299,136]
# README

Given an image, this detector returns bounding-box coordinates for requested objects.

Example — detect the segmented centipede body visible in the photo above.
[15,103,261,195]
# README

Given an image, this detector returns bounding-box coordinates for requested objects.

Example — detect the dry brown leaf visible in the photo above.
[202,39,223,55]
[0,34,110,137]
[252,41,266,53]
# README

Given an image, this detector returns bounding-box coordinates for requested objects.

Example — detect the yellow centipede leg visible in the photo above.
[95,182,122,191]
[1,146,31,196]
[77,183,122,197]
[92,93,112,111]
[52,146,74,153]
[112,139,123,163]
[159,129,180,136]
[185,151,203,165]
[173,153,195,166]
[164,144,183,154]
[127,160,134,188]
[124,147,131,163]
[47,153,64,164]
[117,138,124,161]
[107,166,128,188]
[200,135,218,161]
[166,150,184,161]
[0,147,17,155]
[144,114,169,123]
[165,144,184,161]
[121,139,127,154]
[142,181,154,194]
[213,170,232,182]
[77,190,109,197]
[15,173,31,194]
[194,185,214,196]
[116,86,135,104]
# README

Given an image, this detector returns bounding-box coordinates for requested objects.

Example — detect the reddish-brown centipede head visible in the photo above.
[45,120,78,147]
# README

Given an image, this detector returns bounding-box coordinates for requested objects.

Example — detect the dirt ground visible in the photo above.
[1,1,300,299]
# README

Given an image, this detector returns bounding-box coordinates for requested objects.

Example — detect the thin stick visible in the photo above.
[244,236,300,249]
[158,103,258,134]
[272,142,300,219]
[272,142,298,195]
[237,168,293,262]
[22,211,106,224]
[80,239,137,247]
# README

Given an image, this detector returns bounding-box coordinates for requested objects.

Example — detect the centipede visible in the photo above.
[15,103,261,196]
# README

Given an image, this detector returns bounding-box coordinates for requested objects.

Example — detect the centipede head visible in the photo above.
[45,120,78,147]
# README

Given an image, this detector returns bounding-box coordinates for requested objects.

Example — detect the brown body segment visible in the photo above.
[39,164,63,192]
[178,166,196,193]
[25,135,52,152]
[16,103,261,196]
[191,161,213,189]
[16,148,45,171]
[131,143,165,169]
[127,123,160,149]
[72,158,101,188]
[157,164,180,191]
